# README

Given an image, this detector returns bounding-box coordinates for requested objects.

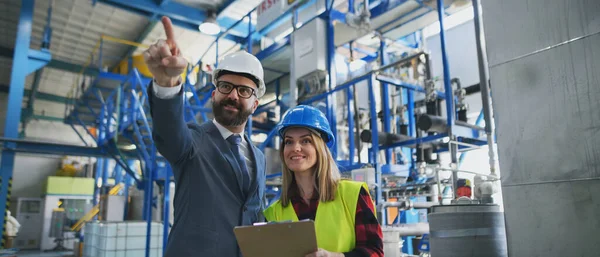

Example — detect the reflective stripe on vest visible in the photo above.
[263,180,371,253]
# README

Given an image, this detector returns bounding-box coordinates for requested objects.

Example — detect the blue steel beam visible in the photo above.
[0,0,51,242]
[96,0,247,43]
[24,3,55,127]
[26,49,52,74]
[342,43,377,59]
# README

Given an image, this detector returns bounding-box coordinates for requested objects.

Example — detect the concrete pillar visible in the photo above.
[482,0,600,256]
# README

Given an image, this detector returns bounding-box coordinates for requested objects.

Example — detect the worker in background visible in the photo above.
[143,16,267,257]
[263,105,384,257]
[4,210,20,248]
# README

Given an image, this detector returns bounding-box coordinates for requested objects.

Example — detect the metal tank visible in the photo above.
[428,203,507,257]
[128,186,163,222]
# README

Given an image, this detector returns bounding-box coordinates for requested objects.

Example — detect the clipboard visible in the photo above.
[234,220,318,257]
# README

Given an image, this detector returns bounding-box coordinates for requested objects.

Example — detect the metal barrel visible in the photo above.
[428,204,508,257]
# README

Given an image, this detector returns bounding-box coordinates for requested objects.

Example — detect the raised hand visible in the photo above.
[143,16,188,87]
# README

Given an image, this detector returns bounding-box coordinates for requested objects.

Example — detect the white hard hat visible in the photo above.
[212,51,266,98]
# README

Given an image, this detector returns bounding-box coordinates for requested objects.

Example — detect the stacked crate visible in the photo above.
[83,221,164,257]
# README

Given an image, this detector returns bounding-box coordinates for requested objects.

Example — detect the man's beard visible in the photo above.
[213,98,253,127]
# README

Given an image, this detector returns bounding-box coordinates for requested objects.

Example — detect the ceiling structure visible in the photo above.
[0,0,472,128]
[0,0,261,125]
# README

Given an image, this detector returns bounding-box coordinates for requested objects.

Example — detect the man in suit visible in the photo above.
[143,16,267,257]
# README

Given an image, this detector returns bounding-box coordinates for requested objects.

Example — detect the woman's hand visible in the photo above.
[305,248,344,257]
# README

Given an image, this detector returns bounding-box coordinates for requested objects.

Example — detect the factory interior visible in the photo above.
[0,0,598,256]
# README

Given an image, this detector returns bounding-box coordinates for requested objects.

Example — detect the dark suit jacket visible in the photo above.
[148,85,267,257]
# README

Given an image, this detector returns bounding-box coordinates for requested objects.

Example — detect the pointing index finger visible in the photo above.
[161,16,176,43]
[161,16,179,55]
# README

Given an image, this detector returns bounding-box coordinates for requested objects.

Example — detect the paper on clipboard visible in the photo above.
[234,220,318,257]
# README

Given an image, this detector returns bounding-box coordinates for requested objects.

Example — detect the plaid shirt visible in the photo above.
[290,187,384,257]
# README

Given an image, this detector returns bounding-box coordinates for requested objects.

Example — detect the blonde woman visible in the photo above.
[264,105,383,257]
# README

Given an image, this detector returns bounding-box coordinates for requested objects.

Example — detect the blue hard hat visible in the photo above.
[276,105,335,148]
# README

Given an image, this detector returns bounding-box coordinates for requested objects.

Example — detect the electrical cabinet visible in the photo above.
[14,197,44,249]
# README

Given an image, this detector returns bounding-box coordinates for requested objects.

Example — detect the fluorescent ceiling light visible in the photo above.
[199,12,220,35]
[199,22,220,35]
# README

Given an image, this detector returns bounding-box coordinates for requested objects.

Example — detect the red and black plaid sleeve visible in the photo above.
[343,187,384,257]
[291,187,383,257]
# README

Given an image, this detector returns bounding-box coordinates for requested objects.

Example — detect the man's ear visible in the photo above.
[253,98,259,111]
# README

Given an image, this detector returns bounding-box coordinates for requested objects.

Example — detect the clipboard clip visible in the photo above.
[253,219,313,226]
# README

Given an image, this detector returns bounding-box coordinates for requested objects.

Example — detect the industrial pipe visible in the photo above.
[360,130,411,145]
[452,77,468,122]
[378,201,409,210]
[417,114,448,133]
[472,0,497,176]
[383,223,430,237]
[377,200,409,224]
[412,201,437,209]
[378,200,436,210]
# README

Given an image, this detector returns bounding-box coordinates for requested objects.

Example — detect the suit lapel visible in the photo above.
[206,123,245,199]
[245,133,262,195]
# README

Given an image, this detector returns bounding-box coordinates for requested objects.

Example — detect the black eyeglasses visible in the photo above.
[216,81,256,99]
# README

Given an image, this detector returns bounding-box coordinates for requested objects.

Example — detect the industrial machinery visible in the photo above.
[25,0,504,255]
[46,208,69,251]
[428,199,507,257]
[14,197,44,250]
[43,198,93,252]
[41,195,94,251]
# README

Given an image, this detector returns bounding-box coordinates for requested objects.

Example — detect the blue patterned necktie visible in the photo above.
[226,134,250,194]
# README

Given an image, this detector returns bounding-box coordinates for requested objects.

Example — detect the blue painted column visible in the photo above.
[436,0,458,197]
[367,75,382,206]
[123,160,137,221]
[406,90,416,179]
[102,158,109,188]
[93,158,104,207]
[325,0,338,158]
[0,0,48,242]
[379,40,392,164]
[162,165,172,257]
[144,147,156,257]
[114,162,123,185]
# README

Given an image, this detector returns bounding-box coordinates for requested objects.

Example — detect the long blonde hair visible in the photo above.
[279,130,341,207]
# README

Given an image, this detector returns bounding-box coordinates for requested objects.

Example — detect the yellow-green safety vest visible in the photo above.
[263,180,375,253]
